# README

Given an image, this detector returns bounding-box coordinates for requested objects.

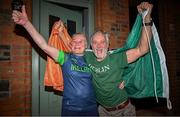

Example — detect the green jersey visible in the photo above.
[85,50,128,107]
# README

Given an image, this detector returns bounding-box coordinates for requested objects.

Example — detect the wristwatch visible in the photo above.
[143,20,153,26]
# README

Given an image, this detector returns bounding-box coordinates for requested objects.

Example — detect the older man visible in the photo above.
[85,2,153,116]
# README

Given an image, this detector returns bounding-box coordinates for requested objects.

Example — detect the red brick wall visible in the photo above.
[0,0,180,116]
[94,0,129,49]
[0,0,32,116]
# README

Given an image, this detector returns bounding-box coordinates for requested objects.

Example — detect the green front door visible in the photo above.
[39,1,83,116]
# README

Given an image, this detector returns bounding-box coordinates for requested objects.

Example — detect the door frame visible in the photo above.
[31,0,94,115]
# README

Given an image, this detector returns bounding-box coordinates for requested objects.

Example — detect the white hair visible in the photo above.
[90,30,110,46]
[72,32,87,47]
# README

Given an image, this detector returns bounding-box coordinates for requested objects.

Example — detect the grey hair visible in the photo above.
[71,32,87,47]
[90,30,110,46]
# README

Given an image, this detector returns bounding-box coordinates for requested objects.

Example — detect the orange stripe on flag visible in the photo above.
[44,24,72,91]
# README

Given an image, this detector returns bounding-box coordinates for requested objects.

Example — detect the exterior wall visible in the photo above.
[94,0,129,49]
[0,0,180,116]
[0,0,32,116]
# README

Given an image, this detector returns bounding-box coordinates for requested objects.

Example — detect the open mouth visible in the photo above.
[95,48,104,54]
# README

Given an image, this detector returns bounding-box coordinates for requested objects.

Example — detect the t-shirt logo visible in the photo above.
[71,64,91,73]
[88,64,110,73]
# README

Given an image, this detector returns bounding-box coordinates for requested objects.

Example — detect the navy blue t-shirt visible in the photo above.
[57,51,97,111]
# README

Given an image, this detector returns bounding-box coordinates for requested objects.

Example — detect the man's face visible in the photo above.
[91,33,108,61]
[71,34,86,55]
